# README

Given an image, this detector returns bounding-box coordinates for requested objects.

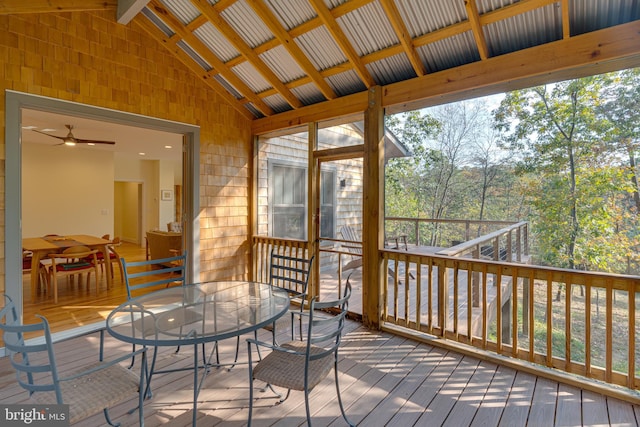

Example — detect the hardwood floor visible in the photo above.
[1,316,638,426]
[22,241,147,334]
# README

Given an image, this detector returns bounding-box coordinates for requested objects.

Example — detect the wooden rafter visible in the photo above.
[248,0,337,101]
[223,0,558,103]
[307,0,376,88]
[190,0,303,110]
[147,0,274,116]
[378,0,426,77]
[562,0,571,39]
[253,20,640,134]
[0,0,116,14]
[133,14,254,121]
[465,0,490,60]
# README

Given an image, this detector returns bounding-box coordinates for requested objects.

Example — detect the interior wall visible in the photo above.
[22,143,114,237]
[114,181,140,244]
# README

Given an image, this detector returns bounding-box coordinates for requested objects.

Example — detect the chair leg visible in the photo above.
[102,408,121,427]
[334,360,355,427]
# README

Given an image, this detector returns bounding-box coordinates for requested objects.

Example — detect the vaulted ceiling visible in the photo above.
[3,0,640,134]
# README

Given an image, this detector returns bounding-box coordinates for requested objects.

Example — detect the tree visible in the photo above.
[494,75,640,290]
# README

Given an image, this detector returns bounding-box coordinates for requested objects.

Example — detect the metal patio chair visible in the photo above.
[247,280,354,426]
[0,295,147,426]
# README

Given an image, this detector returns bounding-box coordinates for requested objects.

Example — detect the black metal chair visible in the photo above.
[0,295,147,426]
[266,250,314,342]
[247,280,354,426]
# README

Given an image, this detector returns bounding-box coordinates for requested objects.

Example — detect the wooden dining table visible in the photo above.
[22,234,113,301]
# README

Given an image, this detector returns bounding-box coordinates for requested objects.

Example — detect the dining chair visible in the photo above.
[247,280,354,427]
[91,236,124,282]
[46,245,100,303]
[0,295,147,426]
[22,250,48,295]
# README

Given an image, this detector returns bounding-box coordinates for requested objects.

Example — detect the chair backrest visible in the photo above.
[167,221,182,232]
[0,295,63,403]
[339,225,362,255]
[48,246,99,271]
[121,252,186,299]
[268,250,314,302]
[305,280,352,360]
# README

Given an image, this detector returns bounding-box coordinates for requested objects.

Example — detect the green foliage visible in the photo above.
[385,68,640,275]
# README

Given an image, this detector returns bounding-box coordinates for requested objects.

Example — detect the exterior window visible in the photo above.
[269,163,336,240]
[271,163,306,239]
[320,169,335,238]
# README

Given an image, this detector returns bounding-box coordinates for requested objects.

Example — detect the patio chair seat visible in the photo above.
[252,340,333,391]
[32,361,141,424]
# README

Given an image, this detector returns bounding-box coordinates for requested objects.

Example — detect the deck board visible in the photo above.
[1,318,639,426]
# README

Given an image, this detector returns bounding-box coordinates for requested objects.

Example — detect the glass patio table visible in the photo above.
[106,280,290,426]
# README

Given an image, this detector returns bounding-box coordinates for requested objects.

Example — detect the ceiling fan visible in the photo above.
[32,124,116,146]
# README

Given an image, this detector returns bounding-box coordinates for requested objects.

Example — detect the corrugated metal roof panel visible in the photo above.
[291,82,327,106]
[476,0,519,15]
[262,93,293,113]
[259,45,306,83]
[295,26,347,71]
[221,0,274,48]
[395,0,467,37]
[336,1,398,56]
[232,62,272,93]
[418,32,479,73]
[367,54,416,86]
[177,40,211,71]
[193,22,240,63]
[571,0,640,35]
[263,0,317,30]
[141,6,174,37]
[484,4,562,57]
[213,74,242,99]
[326,70,367,97]
[158,0,200,25]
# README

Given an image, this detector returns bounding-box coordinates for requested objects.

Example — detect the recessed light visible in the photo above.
[22,126,37,130]
[164,145,173,149]
[138,152,146,156]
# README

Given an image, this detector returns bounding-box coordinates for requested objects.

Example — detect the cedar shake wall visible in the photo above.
[0,11,253,291]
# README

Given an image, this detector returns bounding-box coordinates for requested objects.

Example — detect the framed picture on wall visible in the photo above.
[161,189,173,201]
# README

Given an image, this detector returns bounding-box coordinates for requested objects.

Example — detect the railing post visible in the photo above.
[414,219,420,247]
[472,246,480,307]
[438,260,448,336]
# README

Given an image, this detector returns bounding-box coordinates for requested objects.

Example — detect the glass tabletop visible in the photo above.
[106,281,290,346]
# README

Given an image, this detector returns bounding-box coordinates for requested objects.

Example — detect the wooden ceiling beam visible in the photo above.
[0,0,116,14]
[465,0,490,60]
[308,0,376,88]
[134,14,254,121]
[253,21,640,134]
[379,0,426,77]
[147,0,274,116]
[191,0,303,110]
[248,0,337,100]
[561,0,571,39]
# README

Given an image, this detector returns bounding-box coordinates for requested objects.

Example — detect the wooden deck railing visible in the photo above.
[251,236,309,283]
[253,229,640,396]
[385,217,519,248]
[381,249,640,393]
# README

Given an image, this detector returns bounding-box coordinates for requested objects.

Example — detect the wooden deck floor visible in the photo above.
[1,316,638,426]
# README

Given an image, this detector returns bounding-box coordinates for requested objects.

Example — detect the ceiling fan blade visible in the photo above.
[31,129,65,140]
[74,138,116,145]
[31,127,116,145]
